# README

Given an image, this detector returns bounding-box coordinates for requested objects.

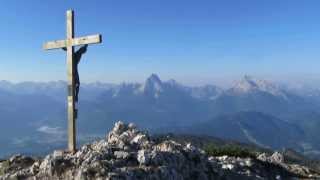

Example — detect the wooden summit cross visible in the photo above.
[43,10,102,152]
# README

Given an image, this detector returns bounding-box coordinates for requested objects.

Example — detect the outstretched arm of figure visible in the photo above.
[74,45,88,64]
[77,44,88,55]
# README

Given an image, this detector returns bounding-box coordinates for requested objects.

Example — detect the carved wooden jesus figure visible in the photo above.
[63,44,88,102]
[43,10,102,152]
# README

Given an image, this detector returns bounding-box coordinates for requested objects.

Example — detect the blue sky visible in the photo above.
[0,0,320,86]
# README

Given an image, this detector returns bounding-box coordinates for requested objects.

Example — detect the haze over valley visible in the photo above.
[1,74,320,159]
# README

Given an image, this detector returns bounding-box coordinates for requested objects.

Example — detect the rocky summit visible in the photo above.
[1,122,319,180]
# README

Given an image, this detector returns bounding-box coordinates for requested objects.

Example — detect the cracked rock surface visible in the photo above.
[1,121,319,180]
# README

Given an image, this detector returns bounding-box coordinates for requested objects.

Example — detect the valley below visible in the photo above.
[1,74,320,161]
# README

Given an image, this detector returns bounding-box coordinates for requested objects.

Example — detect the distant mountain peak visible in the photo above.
[141,74,164,98]
[230,75,288,98]
[237,75,261,90]
[145,74,163,88]
[147,74,162,83]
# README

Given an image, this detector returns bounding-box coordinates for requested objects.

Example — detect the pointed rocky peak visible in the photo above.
[235,75,260,91]
[141,74,164,98]
[145,74,162,87]
[1,121,318,179]
[230,75,288,98]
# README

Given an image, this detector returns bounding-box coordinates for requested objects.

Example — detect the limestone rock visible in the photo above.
[137,149,151,165]
[1,121,319,180]
[257,152,268,162]
[269,151,284,164]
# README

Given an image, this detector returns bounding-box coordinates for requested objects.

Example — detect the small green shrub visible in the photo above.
[204,144,256,158]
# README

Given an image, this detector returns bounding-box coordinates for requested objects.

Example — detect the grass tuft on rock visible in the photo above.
[204,143,257,158]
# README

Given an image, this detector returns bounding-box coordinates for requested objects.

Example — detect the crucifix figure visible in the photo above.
[62,44,88,102]
[43,10,102,152]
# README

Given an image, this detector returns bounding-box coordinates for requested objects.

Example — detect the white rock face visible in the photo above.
[114,151,130,159]
[270,151,284,164]
[230,75,288,99]
[257,152,268,162]
[131,134,148,145]
[257,151,284,164]
[1,121,319,180]
[137,150,150,165]
[141,74,164,98]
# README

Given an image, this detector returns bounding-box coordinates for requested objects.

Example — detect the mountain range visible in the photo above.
[1,74,320,159]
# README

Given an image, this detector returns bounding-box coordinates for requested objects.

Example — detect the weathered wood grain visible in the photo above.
[43,9,102,153]
[72,34,102,46]
[43,40,67,50]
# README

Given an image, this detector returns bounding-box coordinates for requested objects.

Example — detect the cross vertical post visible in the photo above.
[43,9,102,153]
[66,10,76,152]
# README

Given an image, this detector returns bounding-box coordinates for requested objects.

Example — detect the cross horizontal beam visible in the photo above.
[43,34,102,50]
[43,39,66,50]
